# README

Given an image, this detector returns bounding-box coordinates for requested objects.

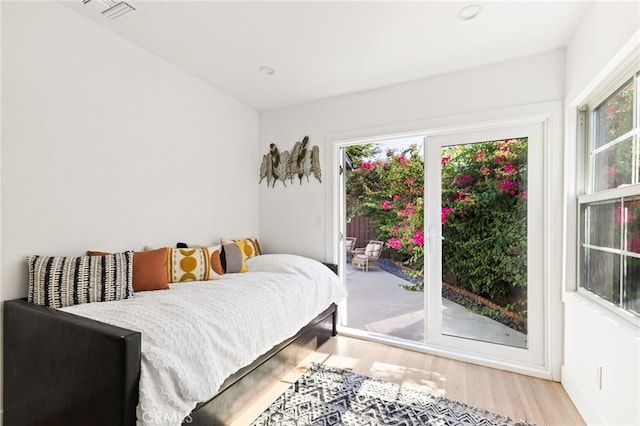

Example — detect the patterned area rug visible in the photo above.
[251,363,535,426]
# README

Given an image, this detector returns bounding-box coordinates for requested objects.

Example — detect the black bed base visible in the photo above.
[189,303,337,425]
[3,299,337,426]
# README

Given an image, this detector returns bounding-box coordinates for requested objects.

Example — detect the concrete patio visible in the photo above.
[344,264,527,348]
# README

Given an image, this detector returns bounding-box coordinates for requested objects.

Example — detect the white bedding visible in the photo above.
[60,254,346,426]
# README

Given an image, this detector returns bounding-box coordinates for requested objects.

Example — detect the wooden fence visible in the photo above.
[346,215,387,257]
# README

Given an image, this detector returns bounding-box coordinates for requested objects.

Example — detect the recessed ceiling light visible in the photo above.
[259,66,275,75]
[457,4,483,21]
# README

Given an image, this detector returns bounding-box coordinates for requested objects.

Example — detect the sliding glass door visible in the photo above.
[425,123,544,366]
[337,121,546,369]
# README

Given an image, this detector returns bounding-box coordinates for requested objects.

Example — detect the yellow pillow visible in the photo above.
[166,246,224,283]
[221,237,261,258]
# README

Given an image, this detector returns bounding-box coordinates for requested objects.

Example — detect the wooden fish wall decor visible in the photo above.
[259,136,321,187]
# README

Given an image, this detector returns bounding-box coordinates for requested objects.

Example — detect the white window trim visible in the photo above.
[572,49,640,327]
[579,183,640,203]
[576,287,640,328]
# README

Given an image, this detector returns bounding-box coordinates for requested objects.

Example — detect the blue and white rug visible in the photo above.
[251,363,535,426]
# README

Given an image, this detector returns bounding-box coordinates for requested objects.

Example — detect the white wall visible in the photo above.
[562,2,640,425]
[259,49,565,261]
[1,2,259,299]
[1,2,258,419]
[565,1,640,103]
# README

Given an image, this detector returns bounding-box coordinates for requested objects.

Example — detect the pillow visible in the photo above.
[28,251,133,309]
[220,237,262,258]
[364,242,382,257]
[221,243,246,273]
[166,246,224,283]
[87,249,169,292]
[173,243,207,248]
[87,250,110,256]
[345,240,354,251]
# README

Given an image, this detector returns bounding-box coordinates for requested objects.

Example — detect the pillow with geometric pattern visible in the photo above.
[166,246,224,283]
[28,251,134,308]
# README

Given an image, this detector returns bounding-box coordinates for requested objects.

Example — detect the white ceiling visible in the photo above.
[64,1,592,111]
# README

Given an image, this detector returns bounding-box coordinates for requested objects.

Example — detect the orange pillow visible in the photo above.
[87,248,169,292]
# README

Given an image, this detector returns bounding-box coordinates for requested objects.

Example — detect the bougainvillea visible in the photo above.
[346,144,425,273]
[441,138,528,302]
[346,139,529,309]
[376,145,425,273]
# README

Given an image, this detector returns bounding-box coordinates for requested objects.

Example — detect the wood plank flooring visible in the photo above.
[231,335,585,426]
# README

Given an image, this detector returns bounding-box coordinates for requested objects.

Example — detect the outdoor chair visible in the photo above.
[351,240,383,271]
[345,237,356,262]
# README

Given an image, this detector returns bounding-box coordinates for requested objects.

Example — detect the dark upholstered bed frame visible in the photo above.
[3,264,339,426]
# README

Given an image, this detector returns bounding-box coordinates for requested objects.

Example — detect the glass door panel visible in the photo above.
[426,123,544,367]
[341,138,425,343]
[440,138,528,349]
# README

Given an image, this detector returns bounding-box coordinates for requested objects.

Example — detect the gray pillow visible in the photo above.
[222,243,245,273]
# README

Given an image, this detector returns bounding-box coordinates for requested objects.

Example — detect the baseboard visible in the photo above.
[561,365,605,425]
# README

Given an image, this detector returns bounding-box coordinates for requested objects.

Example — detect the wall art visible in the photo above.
[259,136,321,187]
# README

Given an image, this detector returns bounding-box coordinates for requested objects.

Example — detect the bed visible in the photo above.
[3,254,346,425]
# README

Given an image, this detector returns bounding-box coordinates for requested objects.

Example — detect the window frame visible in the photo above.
[577,63,640,327]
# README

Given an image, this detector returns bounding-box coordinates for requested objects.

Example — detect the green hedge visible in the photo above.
[346,139,528,309]
[441,139,528,303]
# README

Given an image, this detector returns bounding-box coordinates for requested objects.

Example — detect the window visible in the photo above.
[579,70,640,317]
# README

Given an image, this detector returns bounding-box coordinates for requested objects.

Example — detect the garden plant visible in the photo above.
[346,139,529,323]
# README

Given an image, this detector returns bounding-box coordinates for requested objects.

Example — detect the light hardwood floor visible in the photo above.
[231,335,585,426]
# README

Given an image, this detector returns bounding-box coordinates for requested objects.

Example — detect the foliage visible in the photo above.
[345,138,529,309]
[399,281,423,292]
[596,79,635,190]
[345,158,384,220]
[441,139,528,301]
[346,144,425,268]
[617,197,640,253]
[619,197,640,313]
[345,144,381,165]
[595,79,639,313]
[344,144,384,220]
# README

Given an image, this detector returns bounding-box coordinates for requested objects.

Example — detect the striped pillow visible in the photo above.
[28,251,134,308]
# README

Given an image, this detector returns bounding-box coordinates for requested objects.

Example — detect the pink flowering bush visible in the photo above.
[346,139,529,307]
[345,156,385,219]
[410,230,424,246]
[360,160,373,170]
[619,198,640,255]
[441,207,454,224]
[377,145,426,274]
[346,144,425,276]
[387,238,403,249]
[380,200,393,210]
[441,138,528,301]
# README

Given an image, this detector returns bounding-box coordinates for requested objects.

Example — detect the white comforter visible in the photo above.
[61,254,346,425]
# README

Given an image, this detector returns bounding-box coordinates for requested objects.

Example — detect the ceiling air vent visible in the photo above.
[82,0,136,21]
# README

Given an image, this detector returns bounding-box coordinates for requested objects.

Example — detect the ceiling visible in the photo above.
[63,1,592,111]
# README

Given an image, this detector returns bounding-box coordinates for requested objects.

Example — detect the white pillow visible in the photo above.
[365,243,381,256]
